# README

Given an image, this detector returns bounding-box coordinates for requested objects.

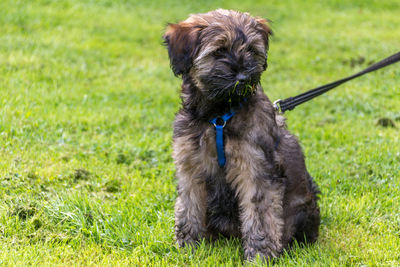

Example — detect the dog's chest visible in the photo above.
[200,126,241,167]
[172,125,218,176]
[173,116,267,180]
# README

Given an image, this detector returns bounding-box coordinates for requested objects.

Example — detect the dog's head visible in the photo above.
[164,9,272,102]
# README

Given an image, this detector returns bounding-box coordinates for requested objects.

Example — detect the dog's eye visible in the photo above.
[247,47,266,61]
[213,48,227,58]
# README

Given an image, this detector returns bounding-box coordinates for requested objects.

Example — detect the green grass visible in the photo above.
[1,0,399,265]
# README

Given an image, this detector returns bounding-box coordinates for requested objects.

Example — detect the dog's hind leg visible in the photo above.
[281,173,320,249]
[291,177,320,245]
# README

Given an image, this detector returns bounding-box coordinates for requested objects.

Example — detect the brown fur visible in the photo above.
[164,9,320,261]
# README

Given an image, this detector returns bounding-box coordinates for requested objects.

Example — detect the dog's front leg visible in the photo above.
[175,173,207,248]
[238,178,285,261]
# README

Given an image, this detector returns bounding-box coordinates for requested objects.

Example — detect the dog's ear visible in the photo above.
[163,22,202,76]
[255,18,273,50]
[255,18,272,70]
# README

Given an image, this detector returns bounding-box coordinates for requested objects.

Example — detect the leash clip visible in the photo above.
[212,117,226,128]
[273,99,282,113]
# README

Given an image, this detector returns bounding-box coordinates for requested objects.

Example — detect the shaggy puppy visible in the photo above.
[163,9,320,261]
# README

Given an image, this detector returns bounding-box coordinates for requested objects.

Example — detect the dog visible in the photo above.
[163,9,320,261]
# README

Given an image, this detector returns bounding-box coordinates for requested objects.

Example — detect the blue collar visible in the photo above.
[209,110,236,168]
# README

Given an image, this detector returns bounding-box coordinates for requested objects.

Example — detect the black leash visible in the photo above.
[273,51,400,113]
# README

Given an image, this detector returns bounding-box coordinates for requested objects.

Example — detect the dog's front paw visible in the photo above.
[243,237,282,262]
[175,222,205,248]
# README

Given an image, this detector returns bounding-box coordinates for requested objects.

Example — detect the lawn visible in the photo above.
[0,0,399,265]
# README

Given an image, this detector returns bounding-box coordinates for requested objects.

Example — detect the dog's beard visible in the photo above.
[202,76,259,102]
[198,64,262,102]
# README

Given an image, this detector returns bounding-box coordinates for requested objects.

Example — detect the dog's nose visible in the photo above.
[236,73,249,83]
